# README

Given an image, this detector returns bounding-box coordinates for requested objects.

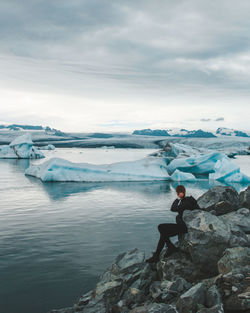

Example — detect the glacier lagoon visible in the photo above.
[0,148,249,313]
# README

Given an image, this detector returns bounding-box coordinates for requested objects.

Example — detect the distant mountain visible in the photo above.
[216,127,249,137]
[133,129,170,136]
[0,124,66,136]
[89,133,114,138]
[0,124,43,131]
[132,128,216,138]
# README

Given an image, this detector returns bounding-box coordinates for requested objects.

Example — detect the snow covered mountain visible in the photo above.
[216,127,250,137]
[133,128,216,137]
[0,124,65,136]
[132,127,250,138]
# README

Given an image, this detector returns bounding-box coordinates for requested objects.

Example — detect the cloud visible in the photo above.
[200,118,211,122]
[215,117,224,121]
[0,0,250,131]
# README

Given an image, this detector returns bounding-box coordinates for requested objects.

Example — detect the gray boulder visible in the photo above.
[216,247,250,312]
[149,276,191,303]
[178,210,248,274]
[129,303,178,313]
[205,285,222,308]
[218,208,250,234]
[217,247,250,275]
[197,186,240,215]
[57,248,153,313]
[176,282,207,313]
[197,304,224,313]
[216,271,250,312]
[239,185,250,209]
[157,250,207,283]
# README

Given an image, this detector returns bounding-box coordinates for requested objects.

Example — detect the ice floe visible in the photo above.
[166,152,226,175]
[24,149,250,183]
[0,134,44,159]
[167,151,250,183]
[25,156,170,182]
[209,158,250,183]
[38,144,55,150]
[170,169,196,181]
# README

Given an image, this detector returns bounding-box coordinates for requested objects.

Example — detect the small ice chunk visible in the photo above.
[170,169,196,181]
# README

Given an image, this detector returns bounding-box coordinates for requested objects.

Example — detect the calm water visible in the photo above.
[0,148,249,313]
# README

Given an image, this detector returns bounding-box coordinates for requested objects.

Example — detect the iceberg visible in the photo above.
[25,157,170,182]
[166,152,227,175]
[0,134,44,159]
[209,158,250,183]
[166,151,250,183]
[170,169,196,181]
[38,144,55,150]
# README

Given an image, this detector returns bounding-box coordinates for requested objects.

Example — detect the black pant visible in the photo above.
[155,223,187,255]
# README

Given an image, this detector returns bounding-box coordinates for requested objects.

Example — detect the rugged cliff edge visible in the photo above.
[49,186,250,313]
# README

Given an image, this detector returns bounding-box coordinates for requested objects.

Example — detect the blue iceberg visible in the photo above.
[25,157,171,182]
[209,158,250,183]
[170,169,196,181]
[166,152,226,175]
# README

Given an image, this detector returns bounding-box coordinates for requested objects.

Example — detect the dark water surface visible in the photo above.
[0,149,249,313]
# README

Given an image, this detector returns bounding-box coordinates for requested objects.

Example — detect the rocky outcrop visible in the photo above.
[49,186,250,313]
[216,247,250,312]
[197,186,240,215]
[178,209,249,274]
[218,208,250,235]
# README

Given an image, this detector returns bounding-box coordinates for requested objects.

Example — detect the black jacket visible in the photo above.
[170,196,200,229]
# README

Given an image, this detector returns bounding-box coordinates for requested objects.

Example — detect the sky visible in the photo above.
[0,0,250,133]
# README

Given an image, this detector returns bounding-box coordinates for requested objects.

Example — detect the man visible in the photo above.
[146,185,200,263]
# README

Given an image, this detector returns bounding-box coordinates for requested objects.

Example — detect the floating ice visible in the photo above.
[167,152,226,175]
[25,157,170,182]
[38,144,55,150]
[0,134,44,159]
[167,151,250,183]
[170,169,196,181]
[209,158,250,182]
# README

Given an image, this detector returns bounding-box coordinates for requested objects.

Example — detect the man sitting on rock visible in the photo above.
[146,185,200,263]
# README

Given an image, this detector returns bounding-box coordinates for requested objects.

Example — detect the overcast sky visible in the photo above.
[0,0,250,132]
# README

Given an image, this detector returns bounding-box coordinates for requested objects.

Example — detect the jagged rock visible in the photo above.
[197,186,240,215]
[94,249,145,301]
[176,282,207,313]
[50,308,75,313]
[148,276,191,304]
[167,277,192,300]
[217,247,250,275]
[62,249,160,313]
[205,285,222,308]
[157,251,207,283]
[178,210,248,274]
[197,304,224,313]
[216,271,250,312]
[81,299,106,313]
[78,290,93,306]
[218,208,250,234]
[215,248,250,312]
[239,186,250,209]
[129,303,178,313]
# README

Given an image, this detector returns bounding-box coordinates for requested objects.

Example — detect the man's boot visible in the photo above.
[146,252,160,263]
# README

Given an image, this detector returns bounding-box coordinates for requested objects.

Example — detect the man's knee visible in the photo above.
[158,224,164,233]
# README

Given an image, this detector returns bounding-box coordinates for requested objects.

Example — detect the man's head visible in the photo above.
[176,185,186,199]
